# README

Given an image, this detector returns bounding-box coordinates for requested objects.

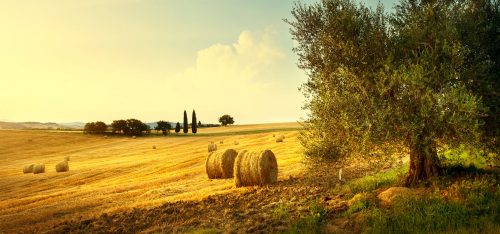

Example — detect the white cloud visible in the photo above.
[168,28,304,124]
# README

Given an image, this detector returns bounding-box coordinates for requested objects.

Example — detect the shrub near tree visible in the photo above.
[287,0,496,186]
[175,122,181,135]
[218,114,234,126]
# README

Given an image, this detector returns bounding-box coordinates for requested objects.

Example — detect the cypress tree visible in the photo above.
[192,110,198,134]
[183,110,188,134]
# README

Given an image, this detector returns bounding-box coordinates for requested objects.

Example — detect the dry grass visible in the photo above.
[0,124,304,232]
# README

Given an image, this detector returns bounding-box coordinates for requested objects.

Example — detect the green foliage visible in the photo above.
[273,201,290,220]
[218,114,234,126]
[111,120,127,134]
[192,110,197,134]
[345,195,373,216]
[124,119,149,136]
[288,0,495,182]
[183,110,189,134]
[441,145,490,168]
[110,119,148,136]
[348,166,407,194]
[155,120,172,136]
[175,122,181,134]
[188,228,220,234]
[365,174,500,234]
[84,121,107,134]
[285,202,327,234]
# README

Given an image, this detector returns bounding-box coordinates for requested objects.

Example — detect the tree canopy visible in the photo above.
[84,121,107,134]
[288,0,498,185]
[110,119,148,136]
[218,114,235,126]
[155,120,172,135]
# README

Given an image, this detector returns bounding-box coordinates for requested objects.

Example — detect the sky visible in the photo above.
[0,0,397,124]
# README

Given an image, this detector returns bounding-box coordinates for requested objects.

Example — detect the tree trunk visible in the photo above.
[405,131,441,186]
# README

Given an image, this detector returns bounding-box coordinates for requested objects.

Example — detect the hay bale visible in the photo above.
[152,145,156,149]
[276,136,284,143]
[272,134,275,137]
[23,164,34,173]
[220,140,224,144]
[56,160,69,172]
[132,136,136,139]
[234,141,239,145]
[33,164,45,174]
[205,149,238,179]
[104,135,108,139]
[234,150,278,187]
[208,143,217,153]
[64,156,70,161]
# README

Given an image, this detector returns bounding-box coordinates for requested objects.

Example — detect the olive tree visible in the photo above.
[287,0,493,185]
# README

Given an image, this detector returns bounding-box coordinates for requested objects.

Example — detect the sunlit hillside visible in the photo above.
[0,123,303,233]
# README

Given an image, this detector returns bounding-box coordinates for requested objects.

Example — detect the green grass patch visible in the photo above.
[285,202,327,234]
[364,174,500,234]
[273,201,291,220]
[347,166,408,194]
[345,198,372,216]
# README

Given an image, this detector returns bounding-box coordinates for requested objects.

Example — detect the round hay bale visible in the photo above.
[23,164,34,174]
[132,136,136,139]
[220,140,224,144]
[234,150,278,187]
[234,141,239,145]
[152,145,156,149]
[33,164,45,174]
[64,156,70,161]
[272,134,275,137]
[208,143,217,153]
[205,149,238,179]
[104,135,108,139]
[276,136,284,143]
[56,161,69,172]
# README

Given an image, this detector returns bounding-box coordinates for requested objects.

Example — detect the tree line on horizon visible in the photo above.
[83,111,236,136]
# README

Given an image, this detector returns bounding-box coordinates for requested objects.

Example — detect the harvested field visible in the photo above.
[0,124,304,233]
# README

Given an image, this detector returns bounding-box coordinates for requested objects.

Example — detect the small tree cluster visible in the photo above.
[111,119,149,136]
[84,121,107,134]
[155,121,172,135]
